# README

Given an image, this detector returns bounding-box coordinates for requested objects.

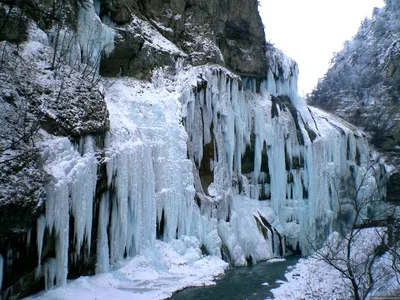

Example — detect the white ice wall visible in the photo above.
[35,63,386,289]
[181,65,385,255]
[37,63,386,288]
[38,136,98,288]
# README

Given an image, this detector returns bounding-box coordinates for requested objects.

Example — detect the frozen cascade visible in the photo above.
[48,0,115,72]
[35,61,387,291]
[1,0,395,295]
[39,136,98,287]
[263,48,315,127]
[181,65,386,256]
[102,77,209,265]
[44,168,69,287]
[77,0,115,67]
[107,143,157,262]
[70,137,97,261]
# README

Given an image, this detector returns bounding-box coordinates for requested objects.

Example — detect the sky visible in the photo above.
[259,0,385,95]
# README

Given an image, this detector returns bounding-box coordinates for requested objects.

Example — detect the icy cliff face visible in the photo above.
[29,62,387,295]
[0,0,392,298]
[181,61,388,256]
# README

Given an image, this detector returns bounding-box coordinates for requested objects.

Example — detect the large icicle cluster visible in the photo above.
[21,25,388,293]
[30,60,388,289]
[77,0,115,66]
[181,62,386,256]
[1,0,393,297]
[37,136,98,288]
[102,77,217,264]
[29,59,388,290]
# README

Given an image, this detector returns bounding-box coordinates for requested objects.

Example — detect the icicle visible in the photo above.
[109,194,121,264]
[26,228,31,250]
[224,79,235,177]
[44,258,57,290]
[52,183,69,287]
[265,69,277,96]
[96,193,110,274]
[37,215,46,266]
[6,249,12,267]
[70,136,97,258]
[94,0,101,16]
[0,254,3,291]
[77,0,115,69]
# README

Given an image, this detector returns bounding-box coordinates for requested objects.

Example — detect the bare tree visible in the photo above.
[307,160,397,300]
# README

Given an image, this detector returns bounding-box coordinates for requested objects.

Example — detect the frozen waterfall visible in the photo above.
[180,65,386,256]
[32,62,387,288]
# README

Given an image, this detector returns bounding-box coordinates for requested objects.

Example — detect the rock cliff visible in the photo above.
[99,0,268,79]
[308,0,400,172]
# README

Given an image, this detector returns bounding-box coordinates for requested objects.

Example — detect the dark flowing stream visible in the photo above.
[170,256,300,300]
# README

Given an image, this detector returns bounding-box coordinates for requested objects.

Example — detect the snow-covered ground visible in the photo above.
[25,237,228,300]
[271,228,400,299]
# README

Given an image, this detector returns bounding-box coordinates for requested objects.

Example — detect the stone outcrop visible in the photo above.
[0,4,28,43]
[99,0,269,79]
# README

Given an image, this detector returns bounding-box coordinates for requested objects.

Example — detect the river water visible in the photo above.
[170,256,300,300]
